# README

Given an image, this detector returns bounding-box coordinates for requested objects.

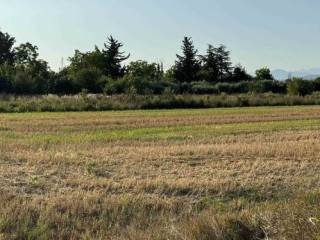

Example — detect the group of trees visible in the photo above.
[65,36,260,95]
[0,31,52,94]
[173,37,252,84]
[0,30,318,96]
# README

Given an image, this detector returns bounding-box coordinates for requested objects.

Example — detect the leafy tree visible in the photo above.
[14,43,39,65]
[68,49,105,73]
[287,78,313,96]
[67,36,129,92]
[255,67,274,80]
[0,64,14,92]
[68,36,129,79]
[102,36,130,79]
[12,42,52,94]
[126,60,163,81]
[200,45,219,83]
[0,31,15,65]
[164,66,176,82]
[0,75,10,92]
[313,77,320,92]
[174,37,200,83]
[68,50,86,70]
[123,60,164,94]
[104,77,128,95]
[73,67,103,93]
[51,69,75,95]
[12,67,34,94]
[12,60,52,94]
[31,60,53,94]
[231,64,252,82]
[67,49,105,92]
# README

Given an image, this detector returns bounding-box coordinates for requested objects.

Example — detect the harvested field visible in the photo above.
[0,106,320,239]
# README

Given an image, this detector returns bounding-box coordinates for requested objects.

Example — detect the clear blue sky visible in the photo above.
[0,0,319,72]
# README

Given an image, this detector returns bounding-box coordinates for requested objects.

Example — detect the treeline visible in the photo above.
[0,30,319,96]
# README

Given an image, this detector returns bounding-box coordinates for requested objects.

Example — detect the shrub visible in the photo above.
[215,82,250,94]
[172,82,192,94]
[72,67,103,93]
[12,68,34,94]
[147,81,169,95]
[287,78,314,96]
[191,81,218,94]
[250,80,287,94]
[255,67,274,80]
[104,78,129,95]
[0,75,12,93]
[313,78,320,92]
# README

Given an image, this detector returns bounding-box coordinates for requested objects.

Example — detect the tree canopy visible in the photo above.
[256,67,274,80]
[0,31,15,65]
[0,29,301,96]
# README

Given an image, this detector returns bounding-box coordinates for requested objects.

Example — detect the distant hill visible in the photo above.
[272,68,320,80]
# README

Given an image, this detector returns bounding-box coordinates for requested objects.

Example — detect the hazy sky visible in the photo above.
[0,0,319,72]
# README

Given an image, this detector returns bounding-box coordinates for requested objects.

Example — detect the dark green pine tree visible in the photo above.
[200,44,219,83]
[214,45,233,81]
[103,35,130,79]
[174,37,200,83]
[0,31,15,65]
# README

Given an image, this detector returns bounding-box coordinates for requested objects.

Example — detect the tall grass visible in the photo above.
[1,93,320,112]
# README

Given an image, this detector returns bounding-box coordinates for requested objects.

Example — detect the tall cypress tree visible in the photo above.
[103,36,130,79]
[174,37,200,83]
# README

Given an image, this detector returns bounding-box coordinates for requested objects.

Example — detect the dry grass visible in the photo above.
[0,106,320,239]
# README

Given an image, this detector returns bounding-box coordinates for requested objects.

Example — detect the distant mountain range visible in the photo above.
[272,68,320,81]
